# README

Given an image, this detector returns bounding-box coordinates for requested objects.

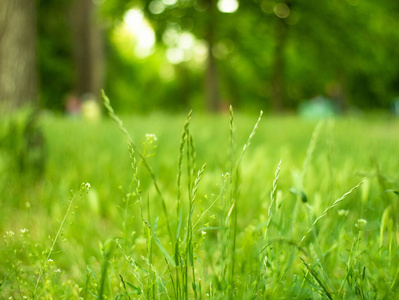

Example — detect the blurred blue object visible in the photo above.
[299,95,338,119]
[391,98,399,117]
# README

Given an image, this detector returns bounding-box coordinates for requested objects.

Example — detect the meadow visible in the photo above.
[1,101,399,299]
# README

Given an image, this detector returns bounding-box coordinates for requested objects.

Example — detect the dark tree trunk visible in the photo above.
[70,0,104,99]
[0,0,38,110]
[270,16,288,112]
[205,0,220,112]
[205,43,219,112]
[0,1,44,175]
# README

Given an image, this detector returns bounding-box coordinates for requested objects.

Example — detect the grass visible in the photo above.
[1,99,399,299]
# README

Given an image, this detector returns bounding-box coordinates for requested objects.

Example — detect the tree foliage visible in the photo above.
[28,0,399,111]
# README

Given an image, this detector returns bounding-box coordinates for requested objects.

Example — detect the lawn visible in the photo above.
[1,106,399,298]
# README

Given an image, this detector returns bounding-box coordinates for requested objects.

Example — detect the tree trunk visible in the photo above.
[270,1,293,112]
[0,0,38,110]
[0,1,44,175]
[270,16,288,112]
[205,0,220,112]
[70,0,104,100]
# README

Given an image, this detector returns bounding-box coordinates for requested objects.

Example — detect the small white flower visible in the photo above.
[223,172,230,178]
[6,231,15,237]
[145,133,157,143]
[82,182,91,190]
[355,218,367,229]
[201,231,206,235]
[20,228,28,234]
[338,210,349,217]
[48,259,53,263]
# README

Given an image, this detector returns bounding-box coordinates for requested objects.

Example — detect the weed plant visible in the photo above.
[1,94,399,298]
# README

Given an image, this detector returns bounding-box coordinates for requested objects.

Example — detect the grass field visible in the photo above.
[1,104,399,299]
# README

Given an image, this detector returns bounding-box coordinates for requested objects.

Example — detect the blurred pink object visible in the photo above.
[66,95,81,115]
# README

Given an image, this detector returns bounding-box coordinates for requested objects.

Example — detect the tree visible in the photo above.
[143,0,224,111]
[99,0,399,112]
[203,0,220,111]
[270,1,292,112]
[0,0,38,110]
[37,0,105,110]
[38,0,74,110]
[102,0,226,112]
[70,0,105,101]
[238,0,399,111]
[0,1,45,176]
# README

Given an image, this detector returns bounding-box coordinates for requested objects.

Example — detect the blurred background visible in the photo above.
[1,2,399,292]
[1,0,399,115]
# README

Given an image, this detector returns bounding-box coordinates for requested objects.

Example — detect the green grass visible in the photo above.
[1,102,399,299]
